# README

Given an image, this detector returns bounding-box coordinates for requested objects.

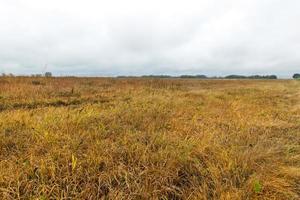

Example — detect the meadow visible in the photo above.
[0,77,299,199]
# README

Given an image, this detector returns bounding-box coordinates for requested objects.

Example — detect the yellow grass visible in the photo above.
[0,77,299,199]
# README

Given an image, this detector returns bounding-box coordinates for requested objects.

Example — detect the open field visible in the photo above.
[0,77,299,199]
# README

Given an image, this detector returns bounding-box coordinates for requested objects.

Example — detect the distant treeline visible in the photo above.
[117,74,278,79]
[1,72,53,77]
[224,75,277,79]
[2,73,300,79]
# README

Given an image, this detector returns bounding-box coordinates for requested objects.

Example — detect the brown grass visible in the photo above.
[0,77,299,199]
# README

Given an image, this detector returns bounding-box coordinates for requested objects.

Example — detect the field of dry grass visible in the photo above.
[0,77,299,199]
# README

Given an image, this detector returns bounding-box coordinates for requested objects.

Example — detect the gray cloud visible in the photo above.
[0,0,299,77]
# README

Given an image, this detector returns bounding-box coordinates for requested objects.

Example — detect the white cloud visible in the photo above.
[0,0,299,77]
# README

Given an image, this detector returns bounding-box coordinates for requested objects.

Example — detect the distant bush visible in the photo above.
[225,75,247,79]
[180,75,207,79]
[293,73,300,79]
[45,72,52,77]
[31,74,42,77]
[1,73,14,77]
[141,75,172,78]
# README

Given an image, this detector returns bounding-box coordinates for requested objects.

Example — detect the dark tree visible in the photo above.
[45,72,52,77]
[293,73,300,79]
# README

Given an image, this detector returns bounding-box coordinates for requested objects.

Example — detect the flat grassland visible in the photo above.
[0,77,299,199]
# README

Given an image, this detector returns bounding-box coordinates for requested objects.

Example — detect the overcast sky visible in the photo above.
[0,0,299,77]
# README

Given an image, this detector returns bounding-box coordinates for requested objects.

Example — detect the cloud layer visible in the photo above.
[0,0,300,77]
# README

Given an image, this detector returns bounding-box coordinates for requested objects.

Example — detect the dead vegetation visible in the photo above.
[0,77,299,199]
